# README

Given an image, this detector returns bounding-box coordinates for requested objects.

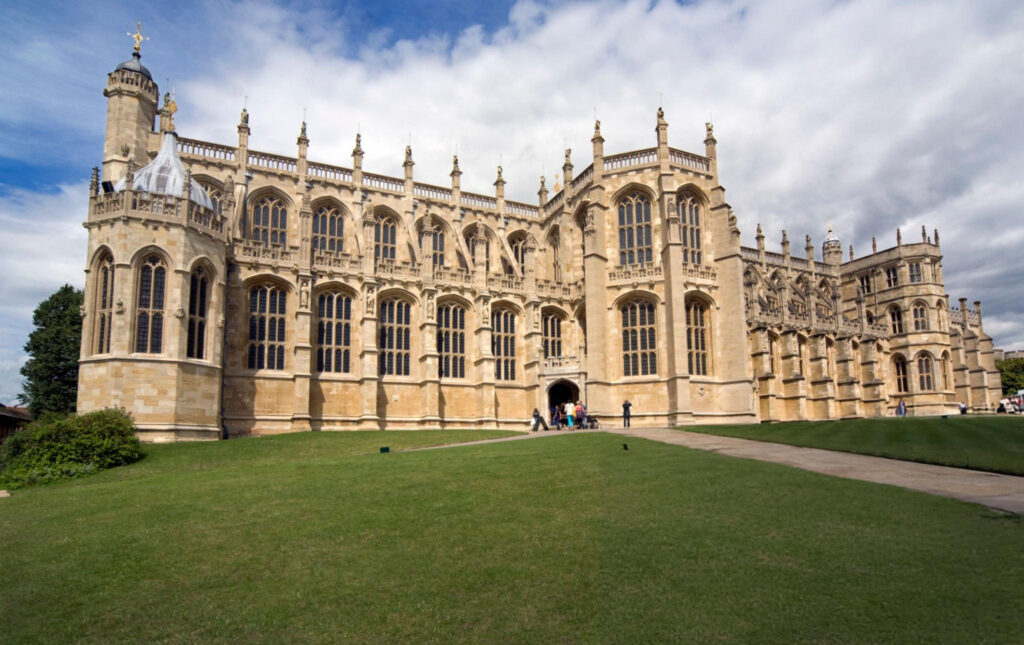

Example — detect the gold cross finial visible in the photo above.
[128,21,148,53]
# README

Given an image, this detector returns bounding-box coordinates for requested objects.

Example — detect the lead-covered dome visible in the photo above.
[115,133,214,210]
[114,51,152,80]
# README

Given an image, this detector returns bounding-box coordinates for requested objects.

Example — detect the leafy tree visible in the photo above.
[19,284,83,416]
[996,358,1024,395]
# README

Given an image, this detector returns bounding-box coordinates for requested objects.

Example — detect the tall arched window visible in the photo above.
[438,303,466,379]
[543,313,563,359]
[250,195,287,247]
[912,304,928,331]
[511,237,526,270]
[379,298,411,376]
[679,195,702,264]
[317,292,352,373]
[893,355,908,393]
[768,333,780,374]
[201,183,224,215]
[621,299,657,376]
[247,285,286,370]
[312,205,344,255]
[890,307,904,334]
[686,298,710,376]
[423,226,445,267]
[917,354,933,391]
[135,254,166,353]
[492,308,517,381]
[617,192,652,266]
[186,267,209,359]
[94,253,115,354]
[375,216,397,262]
[797,336,809,377]
[549,235,561,281]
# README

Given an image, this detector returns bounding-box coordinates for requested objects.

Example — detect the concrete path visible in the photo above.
[412,427,1024,514]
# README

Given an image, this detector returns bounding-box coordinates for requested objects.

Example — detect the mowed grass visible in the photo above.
[1,431,1022,643]
[687,415,1024,475]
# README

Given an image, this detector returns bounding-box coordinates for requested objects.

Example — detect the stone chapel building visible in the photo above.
[77,46,1002,441]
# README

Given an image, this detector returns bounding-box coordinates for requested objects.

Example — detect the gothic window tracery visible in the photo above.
[135,254,166,353]
[890,307,904,334]
[438,303,466,379]
[187,266,209,359]
[912,304,928,331]
[312,204,344,255]
[250,195,287,247]
[492,307,517,381]
[543,313,563,359]
[94,253,115,354]
[678,195,702,264]
[617,192,652,266]
[379,297,411,376]
[686,297,710,376]
[375,215,397,263]
[317,292,352,373]
[621,299,657,376]
[917,353,933,391]
[893,355,909,393]
[247,284,286,370]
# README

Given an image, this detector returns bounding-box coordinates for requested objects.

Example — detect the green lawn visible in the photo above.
[686,415,1024,475]
[1,430,1021,643]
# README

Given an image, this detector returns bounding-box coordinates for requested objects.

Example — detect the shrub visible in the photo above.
[0,408,142,489]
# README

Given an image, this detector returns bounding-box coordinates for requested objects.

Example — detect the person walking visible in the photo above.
[552,406,562,431]
[531,408,550,431]
[622,400,632,427]
[575,401,584,428]
[565,400,575,429]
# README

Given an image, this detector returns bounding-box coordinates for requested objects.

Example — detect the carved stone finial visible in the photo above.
[657,106,666,124]
[352,133,363,156]
[594,119,601,136]
[564,148,572,165]
[756,223,763,238]
[921,225,927,242]
[404,145,413,166]
[450,155,461,176]
[705,121,714,140]
[240,107,249,125]
[849,244,855,261]
[934,228,940,246]
[300,121,307,138]
[495,165,504,183]
[90,166,99,194]
[896,228,902,245]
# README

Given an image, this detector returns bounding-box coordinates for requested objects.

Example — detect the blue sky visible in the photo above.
[1,0,1023,404]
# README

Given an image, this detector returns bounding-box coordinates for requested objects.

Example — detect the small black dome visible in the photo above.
[114,51,152,80]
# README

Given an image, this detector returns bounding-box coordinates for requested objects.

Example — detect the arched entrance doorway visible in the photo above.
[548,380,580,413]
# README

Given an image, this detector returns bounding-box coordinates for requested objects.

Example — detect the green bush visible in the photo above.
[0,408,142,489]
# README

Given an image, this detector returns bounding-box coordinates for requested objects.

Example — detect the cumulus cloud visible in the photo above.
[0,183,89,404]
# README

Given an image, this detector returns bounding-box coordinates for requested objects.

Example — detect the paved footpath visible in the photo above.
[413,427,1024,514]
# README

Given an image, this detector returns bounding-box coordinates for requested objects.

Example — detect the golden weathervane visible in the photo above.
[127,21,148,53]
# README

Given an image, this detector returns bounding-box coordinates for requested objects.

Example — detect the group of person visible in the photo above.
[531,401,592,431]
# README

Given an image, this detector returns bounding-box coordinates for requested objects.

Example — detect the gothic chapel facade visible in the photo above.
[77,46,1001,441]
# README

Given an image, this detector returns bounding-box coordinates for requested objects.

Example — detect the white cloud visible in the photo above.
[0,183,89,404]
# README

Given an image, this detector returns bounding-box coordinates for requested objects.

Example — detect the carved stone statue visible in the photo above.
[240,108,249,125]
[299,279,310,309]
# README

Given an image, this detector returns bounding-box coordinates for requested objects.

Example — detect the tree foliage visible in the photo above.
[0,408,142,489]
[996,358,1024,395]
[19,284,83,417]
